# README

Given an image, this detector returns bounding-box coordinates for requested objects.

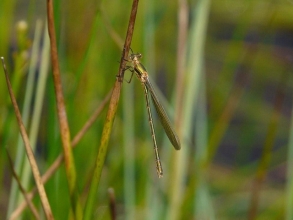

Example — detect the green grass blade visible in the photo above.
[123,79,136,220]
[20,20,50,197]
[166,0,211,219]
[7,20,43,218]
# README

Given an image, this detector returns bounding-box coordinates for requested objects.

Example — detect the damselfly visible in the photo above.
[126,52,181,178]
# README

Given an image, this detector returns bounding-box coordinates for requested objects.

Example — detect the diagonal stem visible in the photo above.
[83,0,140,219]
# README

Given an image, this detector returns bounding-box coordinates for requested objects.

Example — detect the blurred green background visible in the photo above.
[1,0,293,219]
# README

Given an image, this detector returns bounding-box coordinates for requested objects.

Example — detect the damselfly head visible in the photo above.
[129,53,142,61]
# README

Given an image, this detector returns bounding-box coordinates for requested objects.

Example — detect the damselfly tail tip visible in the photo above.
[156,161,163,178]
[158,172,163,178]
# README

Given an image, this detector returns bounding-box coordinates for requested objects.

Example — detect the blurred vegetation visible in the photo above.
[1,0,293,219]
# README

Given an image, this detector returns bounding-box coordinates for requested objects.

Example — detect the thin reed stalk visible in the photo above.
[2,57,54,219]
[166,0,211,219]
